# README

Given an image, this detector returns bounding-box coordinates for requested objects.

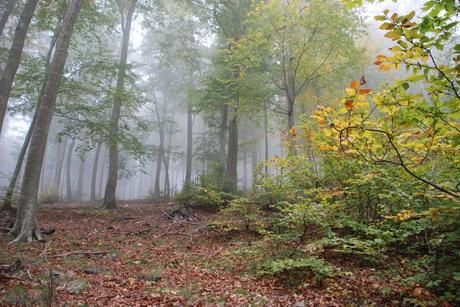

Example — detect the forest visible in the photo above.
[0,0,459,305]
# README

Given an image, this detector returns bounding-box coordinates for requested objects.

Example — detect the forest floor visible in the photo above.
[0,203,423,306]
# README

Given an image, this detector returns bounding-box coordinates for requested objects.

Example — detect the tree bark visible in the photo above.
[184,103,193,186]
[98,146,107,200]
[153,120,164,200]
[90,143,102,201]
[225,109,238,193]
[49,138,67,198]
[243,150,247,189]
[76,158,85,201]
[0,0,39,135]
[2,20,59,208]
[251,146,258,186]
[65,139,76,201]
[264,100,269,174]
[218,103,228,165]
[0,0,17,38]
[103,0,137,209]
[10,0,83,243]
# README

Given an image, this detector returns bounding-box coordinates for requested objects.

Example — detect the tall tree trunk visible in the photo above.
[218,103,228,165]
[153,125,164,200]
[98,146,107,200]
[103,0,137,209]
[76,158,85,201]
[49,138,67,198]
[264,99,269,174]
[184,103,193,186]
[0,0,17,38]
[0,0,39,134]
[10,0,83,243]
[90,142,102,201]
[225,109,238,193]
[38,145,48,197]
[2,21,59,208]
[243,150,247,190]
[65,138,76,201]
[251,146,258,186]
[163,117,173,199]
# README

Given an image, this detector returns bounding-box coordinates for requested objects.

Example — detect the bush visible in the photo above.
[260,256,335,286]
[175,175,235,211]
[214,197,263,233]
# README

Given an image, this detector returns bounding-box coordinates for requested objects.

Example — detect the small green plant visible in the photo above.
[216,197,263,233]
[260,256,335,286]
[2,285,30,306]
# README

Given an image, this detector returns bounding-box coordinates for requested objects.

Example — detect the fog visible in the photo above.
[0,0,436,203]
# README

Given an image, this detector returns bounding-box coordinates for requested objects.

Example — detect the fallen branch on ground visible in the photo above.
[159,208,202,225]
[0,274,23,280]
[51,251,109,258]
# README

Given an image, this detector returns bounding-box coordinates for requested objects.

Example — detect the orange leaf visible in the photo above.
[345,100,354,111]
[358,88,372,94]
[350,80,360,89]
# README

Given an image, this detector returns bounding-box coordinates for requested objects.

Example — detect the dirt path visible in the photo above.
[1,203,394,306]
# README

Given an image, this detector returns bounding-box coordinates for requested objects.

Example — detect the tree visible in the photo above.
[250,0,363,134]
[103,0,137,209]
[314,2,459,198]
[10,0,84,243]
[0,0,40,134]
[0,0,17,37]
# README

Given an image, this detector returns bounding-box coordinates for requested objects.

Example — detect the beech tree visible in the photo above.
[0,0,39,134]
[10,0,84,243]
[0,0,17,37]
[103,0,137,209]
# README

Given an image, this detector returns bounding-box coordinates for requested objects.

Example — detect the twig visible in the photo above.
[159,208,202,225]
[26,269,33,280]
[51,251,109,258]
[39,240,53,258]
[0,274,23,280]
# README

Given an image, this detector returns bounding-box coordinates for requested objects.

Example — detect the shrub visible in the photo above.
[214,197,263,233]
[260,256,335,286]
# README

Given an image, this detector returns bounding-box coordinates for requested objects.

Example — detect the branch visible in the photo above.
[336,125,458,198]
[51,251,109,258]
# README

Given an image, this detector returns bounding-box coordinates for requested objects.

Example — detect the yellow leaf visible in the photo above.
[379,63,394,71]
[345,87,356,96]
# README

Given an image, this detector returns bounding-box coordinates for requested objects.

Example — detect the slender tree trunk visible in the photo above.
[2,20,59,207]
[49,138,67,198]
[0,0,39,134]
[98,146,107,200]
[10,0,83,243]
[218,103,228,165]
[251,146,258,186]
[0,0,17,38]
[184,103,193,186]
[2,117,35,208]
[163,115,174,198]
[103,0,137,209]
[65,139,76,201]
[153,124,164,199]
[243,150,247,190]
[225,109,238,193]
[264,100,269,174]
[38,145,48,197]
[76,158,85,201]
[90,143,102,201]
